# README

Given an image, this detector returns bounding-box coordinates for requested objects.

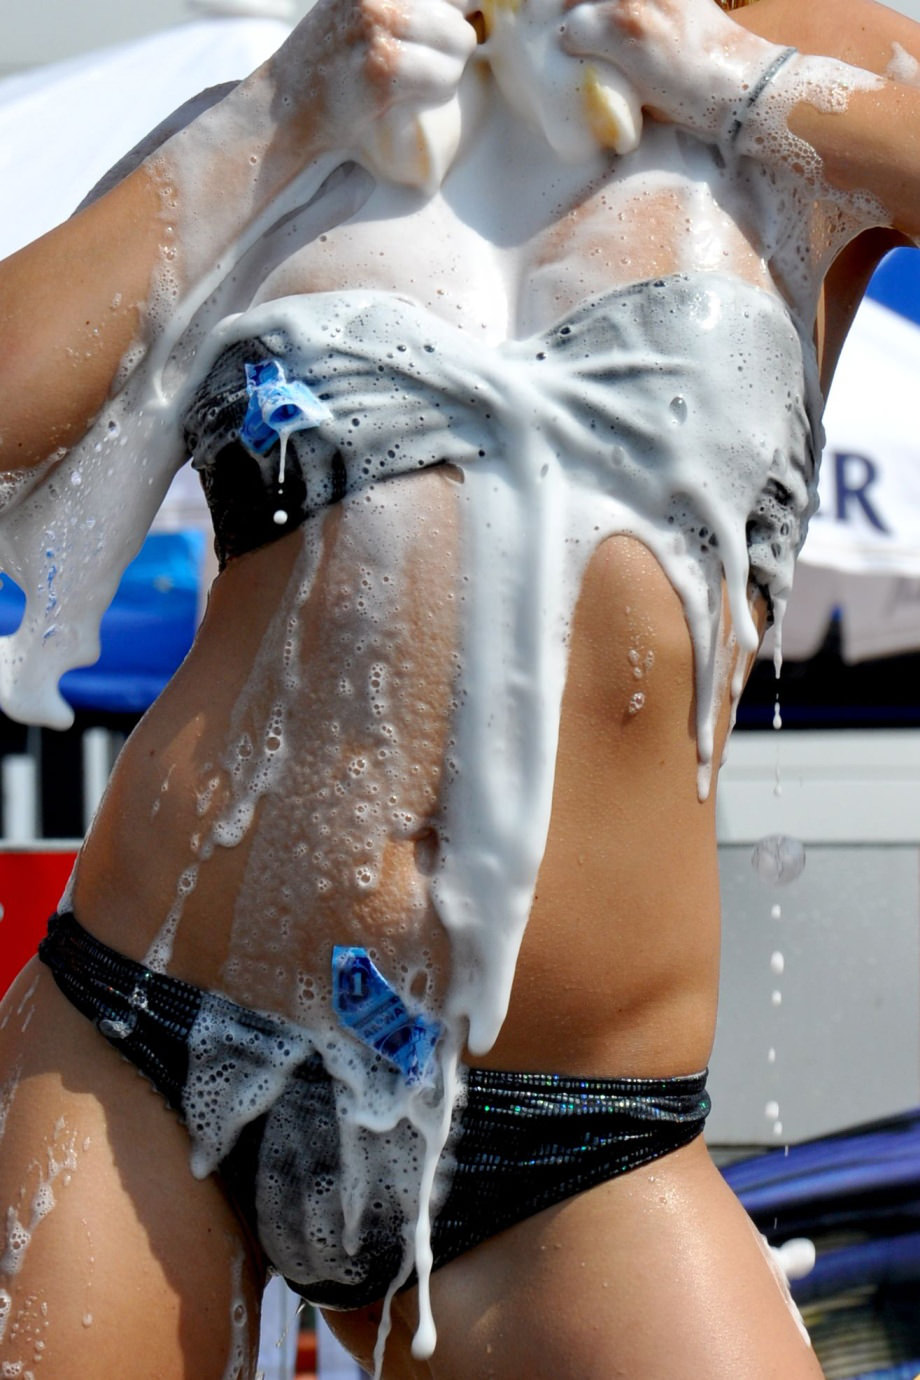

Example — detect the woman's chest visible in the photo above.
[250,122,774,341]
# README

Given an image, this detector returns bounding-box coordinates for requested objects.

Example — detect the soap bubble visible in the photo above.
[751,834,805,886]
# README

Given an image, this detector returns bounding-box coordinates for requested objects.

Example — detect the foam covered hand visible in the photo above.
[561,0,786,146]
[270,0,477,188]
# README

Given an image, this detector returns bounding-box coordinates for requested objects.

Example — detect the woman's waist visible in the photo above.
[473,888,720,1080]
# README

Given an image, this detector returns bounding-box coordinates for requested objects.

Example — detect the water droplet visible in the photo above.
[767,1047,777,1063]
[765,1100,780,1120]
[751,835,806,886]
[669,395,688,424]
[771,904,782,920]
[770,951,785,976]
[771,989,783,1007]
[273,509,288,526]
[628,691,646,715]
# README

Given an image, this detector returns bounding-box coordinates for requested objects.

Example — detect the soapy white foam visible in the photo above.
[888,41,920,87]
[749,1218,812,1347]
[144,863,200,972]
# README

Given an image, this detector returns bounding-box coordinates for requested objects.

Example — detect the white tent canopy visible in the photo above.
[0,0,293,260]
[779,297,920,663]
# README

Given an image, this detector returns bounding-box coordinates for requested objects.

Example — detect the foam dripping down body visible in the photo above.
[0,5,900,1375]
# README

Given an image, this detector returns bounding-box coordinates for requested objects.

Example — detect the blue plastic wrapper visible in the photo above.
[240,358,332,456]
[332,946,442,1085]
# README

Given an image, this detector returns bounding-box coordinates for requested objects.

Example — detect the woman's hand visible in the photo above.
[560,0,783,141]
[268,0,478,157]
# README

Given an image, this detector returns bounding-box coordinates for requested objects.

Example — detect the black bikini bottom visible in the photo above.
[39,909,710,1309]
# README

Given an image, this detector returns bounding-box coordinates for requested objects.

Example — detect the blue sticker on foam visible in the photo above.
[332,946,442,1085]
[240,358,332,456]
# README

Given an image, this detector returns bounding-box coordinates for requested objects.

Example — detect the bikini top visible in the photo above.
[183,274,823,614]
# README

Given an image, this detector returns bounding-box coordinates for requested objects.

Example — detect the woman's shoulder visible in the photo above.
[733,0,920,77]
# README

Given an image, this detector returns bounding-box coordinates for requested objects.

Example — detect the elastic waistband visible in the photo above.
[39,910,205,1110]
[40,910,709,1127]
[464,1064,710,1124]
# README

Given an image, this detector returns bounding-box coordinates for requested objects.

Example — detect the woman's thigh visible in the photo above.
[390,1137,824,1380]
[0,959,263,1380]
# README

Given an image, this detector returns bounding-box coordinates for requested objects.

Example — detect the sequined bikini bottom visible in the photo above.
[39,909,709,1309]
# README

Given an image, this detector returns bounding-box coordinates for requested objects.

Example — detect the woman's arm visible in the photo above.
[0,0,475,473]
[562,0,920,239]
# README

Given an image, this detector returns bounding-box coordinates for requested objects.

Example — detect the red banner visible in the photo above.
[0,848,77,999]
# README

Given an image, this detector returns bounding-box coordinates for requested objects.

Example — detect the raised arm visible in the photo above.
[0,0,475,474]
[562,0,920,240]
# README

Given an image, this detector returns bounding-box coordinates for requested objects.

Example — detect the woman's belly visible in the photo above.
[73,453,726,1076]
[74,469,461,1014]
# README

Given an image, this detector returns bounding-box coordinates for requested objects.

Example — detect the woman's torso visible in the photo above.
[74,66,830,1079]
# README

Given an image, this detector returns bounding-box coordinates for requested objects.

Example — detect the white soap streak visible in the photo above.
[219,1245,252,1380]
[0,1121,78,1279]
[0,1069,20,1149]
[145,502,326,975]
[407,1061,460,1363]
[0,1121,78,1378]
[143,862,200,973]
[887,41,920,87]
[13,984,37,1024]
[748,1217,813,1347]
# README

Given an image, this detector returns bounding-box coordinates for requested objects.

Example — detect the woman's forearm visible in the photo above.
[771,73,920,242]
[0,66,329,472]
[563,0,920,242]
[0,0,475,473]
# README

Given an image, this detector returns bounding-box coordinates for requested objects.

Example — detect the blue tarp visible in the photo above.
[0,530,205,715]
[866,246,920,325]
